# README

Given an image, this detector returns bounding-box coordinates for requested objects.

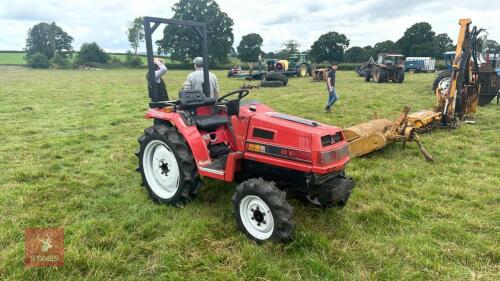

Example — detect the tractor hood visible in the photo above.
[243,109,349,173]
[255,112,343,137]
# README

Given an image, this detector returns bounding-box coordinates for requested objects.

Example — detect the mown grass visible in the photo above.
[0,66,498,280]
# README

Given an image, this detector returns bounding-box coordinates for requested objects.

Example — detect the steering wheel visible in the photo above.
[216,89,249,104]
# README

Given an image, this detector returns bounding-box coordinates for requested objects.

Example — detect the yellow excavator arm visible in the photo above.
[445,19,471,116]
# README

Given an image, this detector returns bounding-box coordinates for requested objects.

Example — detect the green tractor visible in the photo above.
[266,53,314,77]
[289,53,314,77]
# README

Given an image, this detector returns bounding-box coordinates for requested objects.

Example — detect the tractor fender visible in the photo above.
[145,108,211,167]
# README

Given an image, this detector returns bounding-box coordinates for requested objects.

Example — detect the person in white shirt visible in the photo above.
[182,57,220,98]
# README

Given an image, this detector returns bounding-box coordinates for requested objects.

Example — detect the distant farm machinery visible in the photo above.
[266,53,314,77]
[345,18,489,160]
[227,53,314,81]
[354,53,406,83]
[311,68,329,82]
[361,53,405,83]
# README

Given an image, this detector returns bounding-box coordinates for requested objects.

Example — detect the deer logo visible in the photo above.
[38,236,53,253]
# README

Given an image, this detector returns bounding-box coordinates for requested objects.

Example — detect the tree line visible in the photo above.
[23,0,500,69]
[241,22,498,64]
[24,21,142,69]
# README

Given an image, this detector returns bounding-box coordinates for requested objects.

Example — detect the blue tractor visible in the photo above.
[432,52,456,90]
[433,50,499,106]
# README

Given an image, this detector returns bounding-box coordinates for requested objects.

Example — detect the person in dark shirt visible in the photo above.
[325,62,338,113]
[147,57,169,100]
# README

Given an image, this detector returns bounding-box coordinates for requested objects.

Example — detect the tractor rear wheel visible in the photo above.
[232,178,295,243]
[136,125,202,205]
[396,70,405,83]
[297,64,308,77]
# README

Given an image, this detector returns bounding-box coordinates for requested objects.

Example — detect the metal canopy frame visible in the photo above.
[143,16,210,105]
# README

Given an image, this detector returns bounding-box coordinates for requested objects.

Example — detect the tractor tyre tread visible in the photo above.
[396,71,405,83]
[377,69,387,83]
[365,71,371,82]
[232,178,295,243]
[136,125,202,206]
[433,70,452,90]
[260,80,285,87]
[265,72,288,85]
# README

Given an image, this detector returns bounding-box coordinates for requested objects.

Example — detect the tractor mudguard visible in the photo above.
[145,108,211,167]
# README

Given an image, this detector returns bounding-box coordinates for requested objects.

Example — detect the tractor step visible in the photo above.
[198,151,243,182]
[199,158,226,177]
[204,157,227,171]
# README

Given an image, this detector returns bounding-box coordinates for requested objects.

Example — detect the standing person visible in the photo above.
[257,54,263,72]
[182,57,220,98]
[325,62,339,113]
[147,57,169,100]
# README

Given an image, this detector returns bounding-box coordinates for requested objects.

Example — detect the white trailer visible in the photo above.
[405,57,436,72]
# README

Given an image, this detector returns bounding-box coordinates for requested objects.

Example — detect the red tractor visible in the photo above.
[137,17,355,242]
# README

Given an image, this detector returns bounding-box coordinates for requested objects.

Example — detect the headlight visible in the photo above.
[317,144,349,166]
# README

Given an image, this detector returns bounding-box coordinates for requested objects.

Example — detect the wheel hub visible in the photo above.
[251,206,266,225]
[159,161,170,176]
[239,195,274,240]
[142,140,180,199]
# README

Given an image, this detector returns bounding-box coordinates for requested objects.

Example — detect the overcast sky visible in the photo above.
[0,0,499,53]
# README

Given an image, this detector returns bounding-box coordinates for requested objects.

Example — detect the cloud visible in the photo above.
[264,14,294,26]
[304,3,322,13]
[0,0,498,53]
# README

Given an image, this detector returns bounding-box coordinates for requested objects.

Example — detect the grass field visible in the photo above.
[0,52,243,69]
[0,66,498,280]
[0,52,26,65]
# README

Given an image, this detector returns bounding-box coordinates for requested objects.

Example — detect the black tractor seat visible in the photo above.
[178,89,217,110]
[192,114,229,130]
[177,89,230,130]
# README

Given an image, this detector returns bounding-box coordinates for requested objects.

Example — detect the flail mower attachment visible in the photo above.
[344,106,434,162]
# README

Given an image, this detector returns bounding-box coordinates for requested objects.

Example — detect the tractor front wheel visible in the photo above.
[375,69,387,83]
[232,178,295,243]
[136,125,202,205]
[432,70,451,90]
[373,69,380,82]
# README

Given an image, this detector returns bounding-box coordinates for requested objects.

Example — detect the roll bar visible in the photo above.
[143,17,210,105]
